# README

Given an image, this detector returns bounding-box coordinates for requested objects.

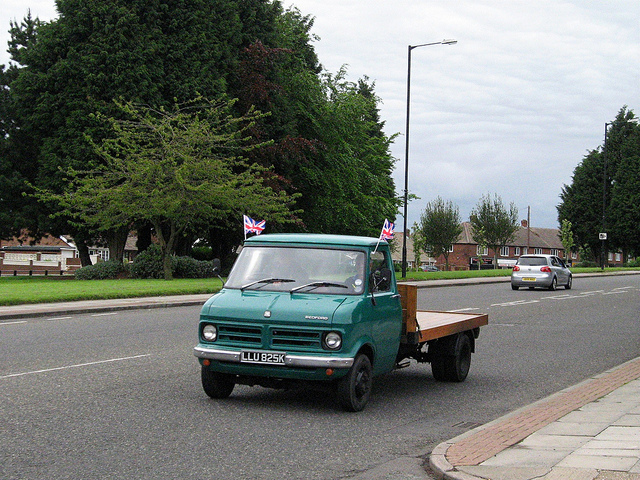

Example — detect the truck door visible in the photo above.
[366,250,403,374]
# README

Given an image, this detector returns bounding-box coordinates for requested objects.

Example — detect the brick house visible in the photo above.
[393,222,580,271]
[0,232,81,275]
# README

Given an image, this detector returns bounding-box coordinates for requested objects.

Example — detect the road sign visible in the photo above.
[599,233,607,240]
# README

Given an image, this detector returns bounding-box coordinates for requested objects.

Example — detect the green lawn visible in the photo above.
[0,277,222,306]
[0,267,637,306]
[398,266,639,281]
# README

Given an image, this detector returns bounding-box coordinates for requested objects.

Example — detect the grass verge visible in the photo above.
[0,277,222,306]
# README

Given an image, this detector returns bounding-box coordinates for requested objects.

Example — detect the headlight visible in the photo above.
[202,324,218,341]
[324,331,342,350]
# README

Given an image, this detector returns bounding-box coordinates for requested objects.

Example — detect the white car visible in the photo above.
[511,254,572,291]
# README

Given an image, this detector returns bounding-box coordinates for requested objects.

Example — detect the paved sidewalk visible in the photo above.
[430,356,640,480]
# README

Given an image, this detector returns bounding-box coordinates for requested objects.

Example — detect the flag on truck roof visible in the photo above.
[380,219,395,240]
[244,215,265,239]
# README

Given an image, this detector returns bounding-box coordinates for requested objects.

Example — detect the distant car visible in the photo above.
[511,254,572,291]
[420,265,439,272]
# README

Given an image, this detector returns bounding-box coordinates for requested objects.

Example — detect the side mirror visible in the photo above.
[212,258,221,276]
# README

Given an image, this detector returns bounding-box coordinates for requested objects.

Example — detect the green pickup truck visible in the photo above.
[194,234,488,411]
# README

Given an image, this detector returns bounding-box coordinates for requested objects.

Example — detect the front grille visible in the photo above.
[271,329,322,349]
[218,325,262,345]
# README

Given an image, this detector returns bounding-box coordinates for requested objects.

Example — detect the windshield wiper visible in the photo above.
[290,281,348,293]
[241,278,295,291]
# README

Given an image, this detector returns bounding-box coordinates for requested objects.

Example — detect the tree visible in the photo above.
[607,108,640,259]
[41,98,298,279]
[411,222,424,271]
[417,197,462,271]
[470,193,519,268]
[2,1,286,256]
[557,150,602,261]
[558,107,640,261]
[559,219,575,264]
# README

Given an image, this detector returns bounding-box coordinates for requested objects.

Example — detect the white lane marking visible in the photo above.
[91,312,119,317]
[46,316,73,321]
[0,354,150,380]
[448,308,480,312]
[0,320,28,326]
[491,300,540,307]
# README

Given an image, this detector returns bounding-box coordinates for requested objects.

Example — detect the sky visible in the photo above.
[2,1,639,229]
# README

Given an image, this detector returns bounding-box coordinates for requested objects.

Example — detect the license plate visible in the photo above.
[241,350,286,365]
[523,277,536,282]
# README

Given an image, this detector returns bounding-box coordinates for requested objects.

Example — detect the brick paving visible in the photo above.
[446,356,640,466]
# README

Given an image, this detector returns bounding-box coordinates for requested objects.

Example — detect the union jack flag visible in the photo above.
[380,219,395,240]
[244,215,266,236]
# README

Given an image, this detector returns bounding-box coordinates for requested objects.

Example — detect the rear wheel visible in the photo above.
[511,284,519,290]
[548,276,557,291]
[337,353,372,412]
[201,368,235,399]
[431,334,472,382]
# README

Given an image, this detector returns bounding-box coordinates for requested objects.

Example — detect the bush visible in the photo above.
[624,258,640,267]
[174,256,215,278]
[131,245,215,279]
[74,260,129,280]
[574,260,598,268]
[130,245,168,279]
[191,246,214,261]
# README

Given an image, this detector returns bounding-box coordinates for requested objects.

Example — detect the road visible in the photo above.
[1,275,638,480]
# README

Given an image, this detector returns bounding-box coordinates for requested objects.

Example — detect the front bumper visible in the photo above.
[194,345,354,369]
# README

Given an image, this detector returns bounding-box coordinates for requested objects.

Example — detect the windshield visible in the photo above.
[225,246,366,295]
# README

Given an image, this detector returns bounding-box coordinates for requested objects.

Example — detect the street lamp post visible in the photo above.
[401,39,457,278]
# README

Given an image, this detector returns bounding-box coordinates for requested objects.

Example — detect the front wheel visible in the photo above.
[201,367,235,399]
[565,275,572,290]
[336,353,372,412]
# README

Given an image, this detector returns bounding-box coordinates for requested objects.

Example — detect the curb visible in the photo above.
[428,356,640,480]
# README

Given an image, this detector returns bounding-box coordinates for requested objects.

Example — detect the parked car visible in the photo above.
[420,265,439,272]
[511,254,572,291]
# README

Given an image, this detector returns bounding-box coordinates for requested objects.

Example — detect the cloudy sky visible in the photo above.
[2,1,638,229]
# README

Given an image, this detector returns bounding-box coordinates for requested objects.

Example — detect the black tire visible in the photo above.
[431,334,472,382]
[565,275,572,290]
[337,353,372,412]
[201,367,235,399]
[511,284,519,290]
[548,276,557,291]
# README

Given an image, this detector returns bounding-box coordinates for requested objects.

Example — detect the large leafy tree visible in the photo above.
[42,98,297,279]
[557,150,603,261]
[417,197,462,271]
[558,107,639,261]
[607,108,640,259]
[3,0,399,262]
[470,193,519,267]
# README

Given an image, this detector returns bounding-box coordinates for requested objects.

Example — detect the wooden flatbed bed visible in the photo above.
[398,284,489,344]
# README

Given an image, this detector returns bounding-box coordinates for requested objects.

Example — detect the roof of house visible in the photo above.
[457,222,562,249]
[0,231,73,249]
